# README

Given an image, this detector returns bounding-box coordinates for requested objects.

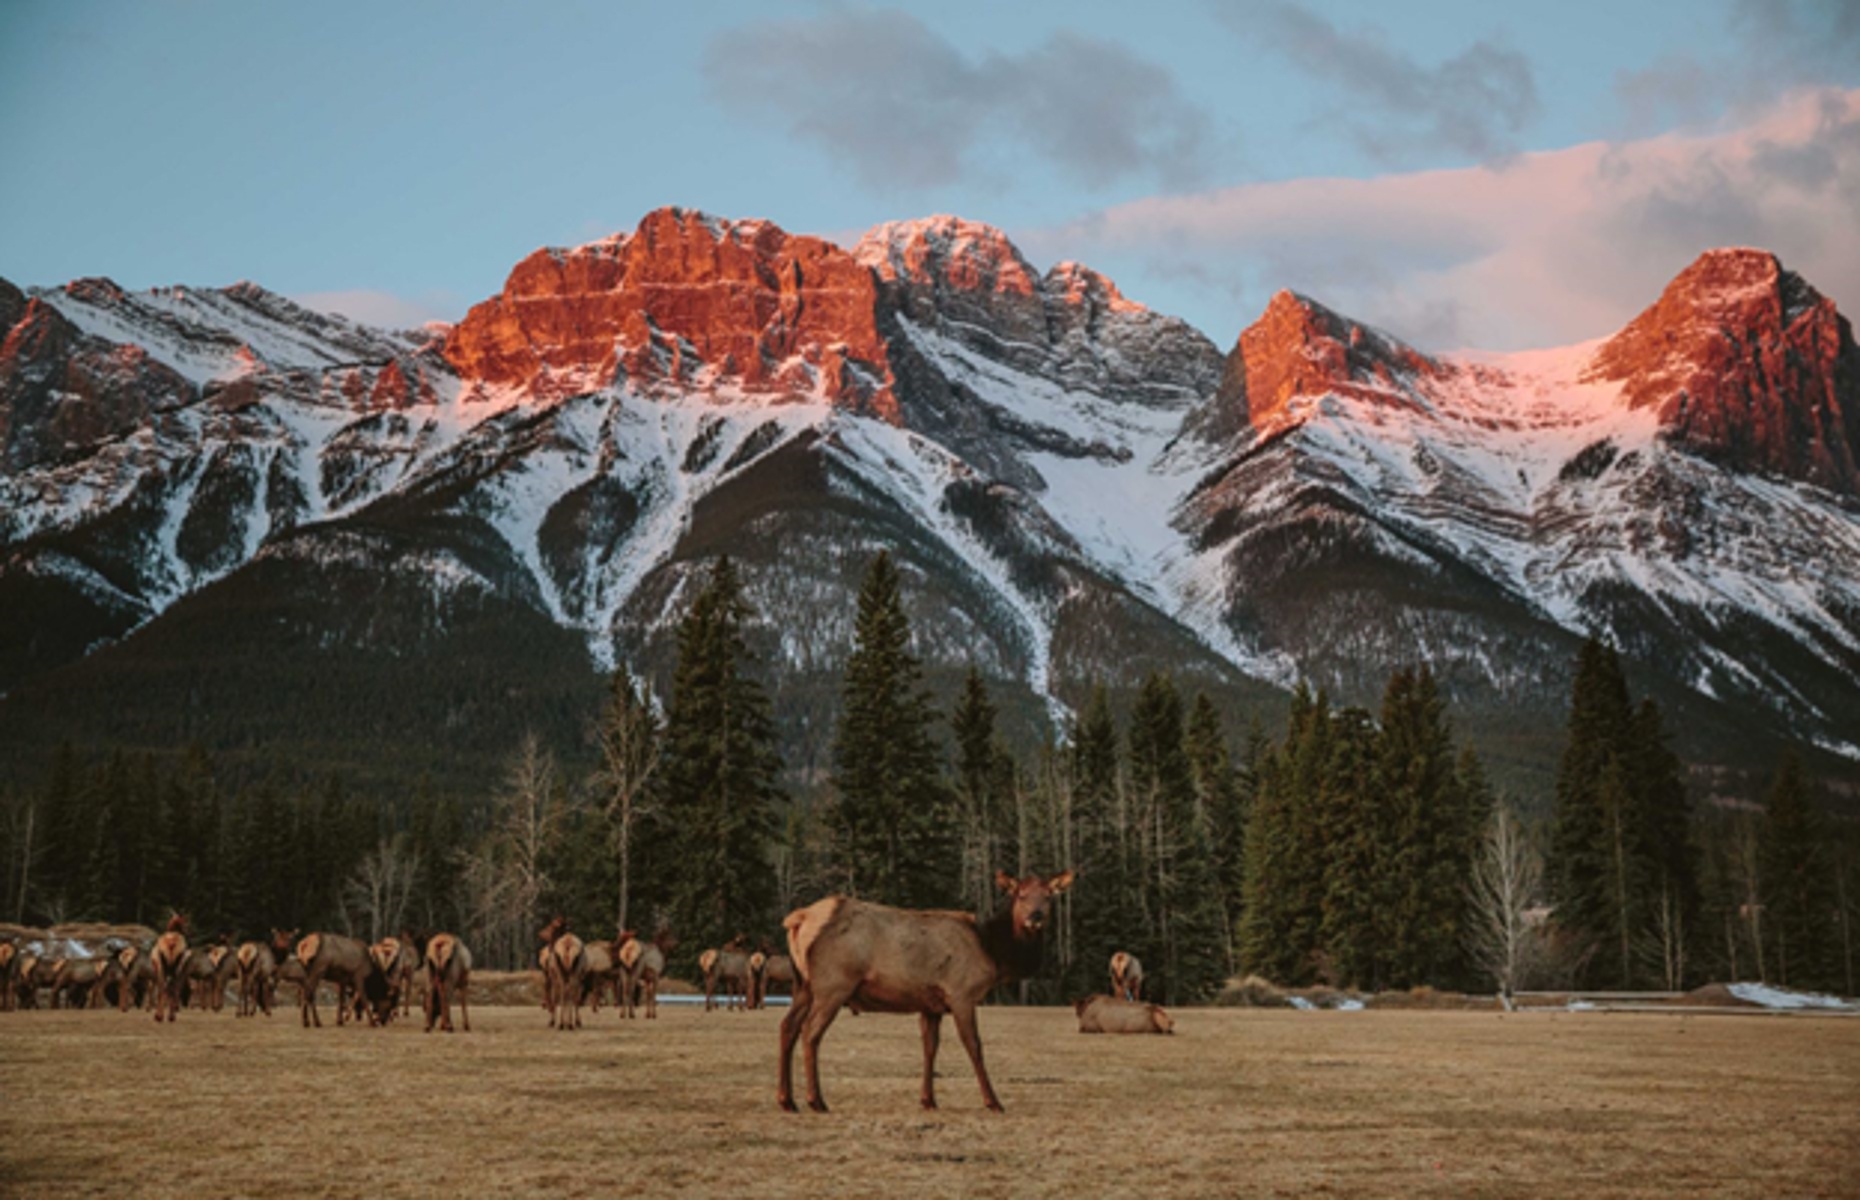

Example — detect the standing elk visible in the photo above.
[777,869,1073,1115]
[1109,952,1143,1001]
[416,932,472,1033]
[756,951,796,1008]
[747,948,768,1009]
[1075,993,1174,1034]
[116,946,154,1012]
[624,930,671,1019]
[52,956,108,1009]
[16,954,55,1009]
[292,932,378,1028]
[582,937,621,1014]
[0,940,15,1011]
[704,935,752,1012]
[235,940,278,1017]
[150,916,189,1023]
[541,917,586,1031]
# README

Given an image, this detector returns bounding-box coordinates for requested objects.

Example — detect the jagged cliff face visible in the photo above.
[2,208,1856,795]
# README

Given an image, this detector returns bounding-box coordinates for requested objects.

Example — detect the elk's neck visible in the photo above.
[978,910,1045,984]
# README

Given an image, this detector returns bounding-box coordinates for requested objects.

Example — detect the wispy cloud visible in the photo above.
[294,289,458,330]
[1022,89,1860,351]
[703,9,1214,192]
[1216,1,1538,165]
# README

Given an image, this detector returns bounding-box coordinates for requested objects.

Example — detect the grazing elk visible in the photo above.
[150,916,190,1023]
[235,940,278,1017]
[367,937,419,1024]
[777,869,1074,1114]
[0,940,16,1011]
[623,929,671,1019]
[292,932,378,1028]
[417,932,472,1033]
[1075,993,1174,1034]
[704,935,752,1012]
[1109,951,1143,1001]
[541,917,587,1031]
[186,942,238,1011]
[15,954,54,1009]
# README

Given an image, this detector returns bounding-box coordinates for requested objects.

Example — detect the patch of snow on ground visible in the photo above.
[1727,983,1855,1010]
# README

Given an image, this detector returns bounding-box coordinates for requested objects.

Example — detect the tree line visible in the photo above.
[2,553,1854,1001]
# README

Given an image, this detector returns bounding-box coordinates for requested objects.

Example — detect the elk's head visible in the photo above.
[269,928,299,956]
[995,870,1074,940]
[165,914,188,934]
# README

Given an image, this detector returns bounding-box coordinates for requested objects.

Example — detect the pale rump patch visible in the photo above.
[697,948,718,977]
[155,932,187,968]
[1111,952,1131,978]
[427,934,456,973]
[552,934,584,971]
[236,943,257,970]
[296,933,322,968]
[749,951,767,973]
[782,896,845,983]
[207,946,229,968]
[371,938,401,973]
[117,946,137,970]
[617,938,642,970]
[0,943,14,968]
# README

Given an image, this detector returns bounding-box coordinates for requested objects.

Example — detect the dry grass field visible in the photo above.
[2,1000,1856,1198]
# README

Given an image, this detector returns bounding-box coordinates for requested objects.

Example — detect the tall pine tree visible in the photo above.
[829,551,956,908]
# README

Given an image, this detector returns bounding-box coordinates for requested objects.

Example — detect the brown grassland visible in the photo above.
[2,999,1856,1197]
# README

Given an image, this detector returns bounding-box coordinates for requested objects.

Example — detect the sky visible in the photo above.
[1,0,1856,351]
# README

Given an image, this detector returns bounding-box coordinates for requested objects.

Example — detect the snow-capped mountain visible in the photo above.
[2,209,1855,791]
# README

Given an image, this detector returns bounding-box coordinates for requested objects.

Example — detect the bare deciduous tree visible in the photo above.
[342,835,422,943]
[458,734,566,970]
[1467,803,1542,1005]
[593,672,662,935]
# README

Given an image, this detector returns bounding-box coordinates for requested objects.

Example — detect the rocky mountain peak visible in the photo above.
[1588,249,1859,493]
[852,215,1041,298]
[443,206,898,418]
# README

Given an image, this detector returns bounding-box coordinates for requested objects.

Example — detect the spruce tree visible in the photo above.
[1549,638,1640,986]
[1320,705,1394,990]
[653,557,785,954]
[1378,667,1474,988]
[1069,683,1126,994]
[951,665,1003,914]
[1239,684,1332,984]
[1759,752,1833,989]
[1185,692,1245,976]
[829,551,956,908]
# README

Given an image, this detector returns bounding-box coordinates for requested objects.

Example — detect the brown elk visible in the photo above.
[757,952,797,1008]
[777,869,1073,1114]
[116,945,154,1012]
[1109,951,1143,1001]
[367,937,419,1024]
[150,916,189,1023]
[0,940,16,1011]
[1075,993,1174,1034]
[15,954,55,1009]
[704,935,752,1012]
[541,917,586,1031]
[185,942,238,1011]
[292,932,378,1028]
[234,940,278,1017]
[746,948,768,1009]
[623,929,671,1019]
[582,937,620,1014]
[417,932,472,1033]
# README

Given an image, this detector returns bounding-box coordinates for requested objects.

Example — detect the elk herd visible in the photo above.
[4,867,1178,1114]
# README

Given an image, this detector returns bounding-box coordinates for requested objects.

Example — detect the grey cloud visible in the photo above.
[703,10,1213,192]
[1218,2,1539,164]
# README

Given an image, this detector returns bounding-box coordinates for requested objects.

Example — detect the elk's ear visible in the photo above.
[1047,870,1075,894]
[995,869,1019,895]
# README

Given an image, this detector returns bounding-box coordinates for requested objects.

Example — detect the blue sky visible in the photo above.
[2,1,1856,350]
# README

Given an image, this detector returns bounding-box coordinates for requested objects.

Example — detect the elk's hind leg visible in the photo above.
[919,1012,943,1110]
[777,984,813,1112]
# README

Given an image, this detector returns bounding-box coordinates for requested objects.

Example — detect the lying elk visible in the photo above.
[1075,993,1174,1034]
[150,915,189,1023]
[620,929,671,1019]
[541,917,586,1031]
[0,940,16,1011]
[778,869,1074,1114]
[367,937,419,1024]
[291,931,378,1028]
[417,932,472,1033]
[235,940,278,1017]
[1109,952,1143,1001]
[703,935,752,1012]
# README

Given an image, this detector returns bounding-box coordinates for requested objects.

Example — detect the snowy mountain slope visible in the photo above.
[2,212,1855,790]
